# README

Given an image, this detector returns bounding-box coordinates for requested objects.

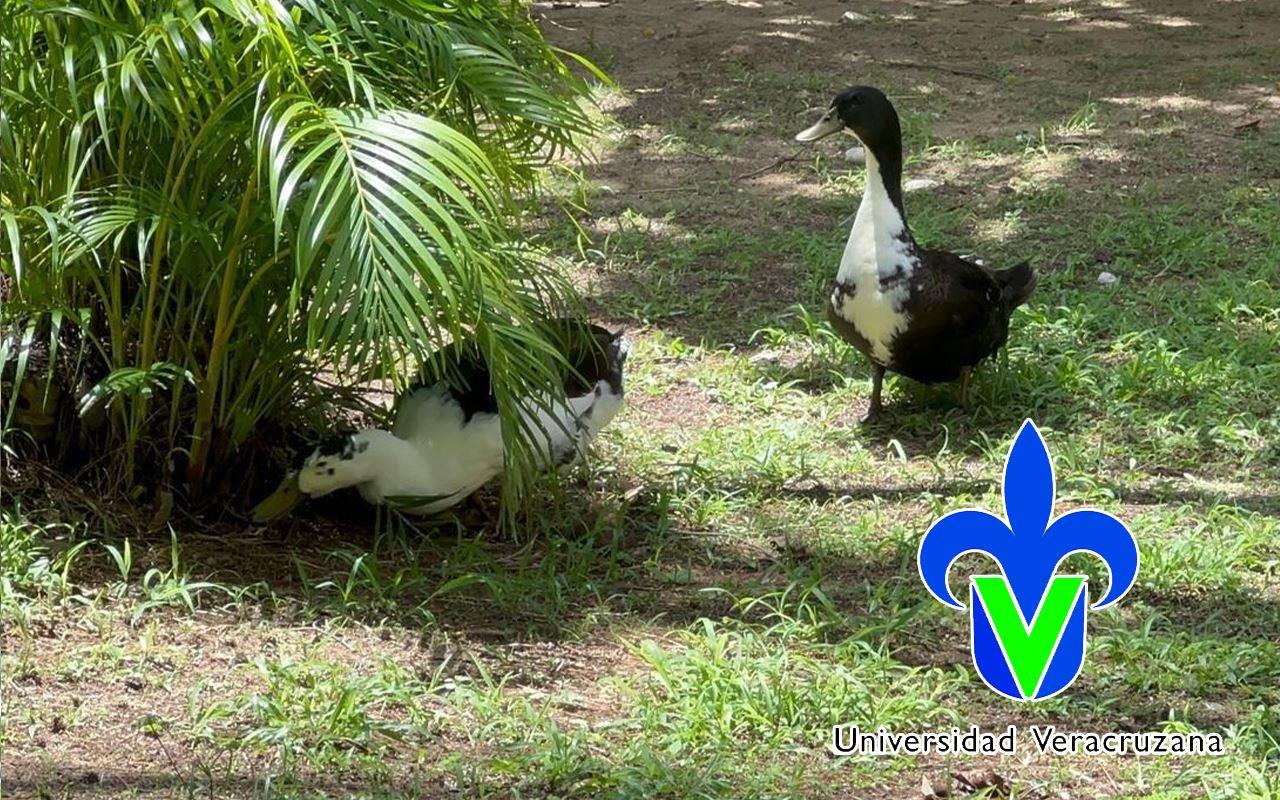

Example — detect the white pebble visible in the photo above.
[843,146,866,163]
[1097,271,1119,285]
[904,177,941,192]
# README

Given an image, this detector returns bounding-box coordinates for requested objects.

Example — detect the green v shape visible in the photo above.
[973,575,1086,698]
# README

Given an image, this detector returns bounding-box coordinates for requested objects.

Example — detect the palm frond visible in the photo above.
[1,0,605,500]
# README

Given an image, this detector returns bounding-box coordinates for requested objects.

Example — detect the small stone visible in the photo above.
[904,177,941,192]
[1097,271,1119,285]
[843,145,866,163]
[841,10,871,23]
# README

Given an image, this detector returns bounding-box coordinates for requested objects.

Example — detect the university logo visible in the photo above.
[917,420,1139,701]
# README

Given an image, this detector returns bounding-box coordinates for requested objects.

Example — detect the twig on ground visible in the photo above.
[678,529,779,560]
[631,152,804,193]
[635,183,726,194]
[876,58,996,81]
[733,151,804,180]
[536,14,578,31]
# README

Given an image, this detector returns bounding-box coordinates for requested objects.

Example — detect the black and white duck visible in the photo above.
[250,320,628,521]
[795,86,1036,421]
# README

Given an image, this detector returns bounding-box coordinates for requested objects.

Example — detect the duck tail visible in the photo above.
[609,329,631,364]
[996,261,1037,310]
[606,329,630,396]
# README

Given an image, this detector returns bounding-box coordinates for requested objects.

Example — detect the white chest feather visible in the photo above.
[831,151,918,364]
[831,281,907,364]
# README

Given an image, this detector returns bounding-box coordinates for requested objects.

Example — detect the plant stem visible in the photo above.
[187,172,260,489]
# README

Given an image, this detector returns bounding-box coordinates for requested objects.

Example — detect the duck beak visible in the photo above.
[795,109,844,142]
[250,472,304,523]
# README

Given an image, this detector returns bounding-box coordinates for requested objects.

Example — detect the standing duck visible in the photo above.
[795,86,1036,421]
[250,320,628,521]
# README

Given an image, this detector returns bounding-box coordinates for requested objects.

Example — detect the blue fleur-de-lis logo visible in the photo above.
[917,420,1139,701]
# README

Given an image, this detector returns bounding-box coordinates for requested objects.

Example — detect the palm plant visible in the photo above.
[0,0,605,499]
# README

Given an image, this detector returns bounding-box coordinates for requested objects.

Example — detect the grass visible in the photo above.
[5,0,1280,796]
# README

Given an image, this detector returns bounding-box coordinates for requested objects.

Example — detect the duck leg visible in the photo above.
[957,366,973,409]
[863,363,886,423]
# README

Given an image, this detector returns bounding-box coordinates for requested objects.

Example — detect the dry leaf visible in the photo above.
[921,775,951,799]
[1233,117,1262,133]
[951,768,1011,796]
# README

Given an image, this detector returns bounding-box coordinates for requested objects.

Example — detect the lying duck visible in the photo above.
[251,320,628,521]
[795,86,1036,421]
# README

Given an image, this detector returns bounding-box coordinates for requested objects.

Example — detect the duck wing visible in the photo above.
[393,338,496,441]
[393,319,628,459]
[893,250,1035,382]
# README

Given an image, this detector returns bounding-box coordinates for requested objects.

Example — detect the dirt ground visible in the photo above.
[538,0,1277,353]
[4,0,1279,797]
[541,0,1277,197]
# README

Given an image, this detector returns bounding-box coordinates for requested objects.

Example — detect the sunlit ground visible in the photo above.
[4,0,1279,796]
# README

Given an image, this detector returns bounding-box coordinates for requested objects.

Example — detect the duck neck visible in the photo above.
[836,134,915,284]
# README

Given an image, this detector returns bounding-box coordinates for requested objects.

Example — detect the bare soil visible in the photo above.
[4,0,1278,797]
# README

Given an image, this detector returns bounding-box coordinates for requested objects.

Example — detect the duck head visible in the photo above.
[250,432,377,522]
[795,85,901,153]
